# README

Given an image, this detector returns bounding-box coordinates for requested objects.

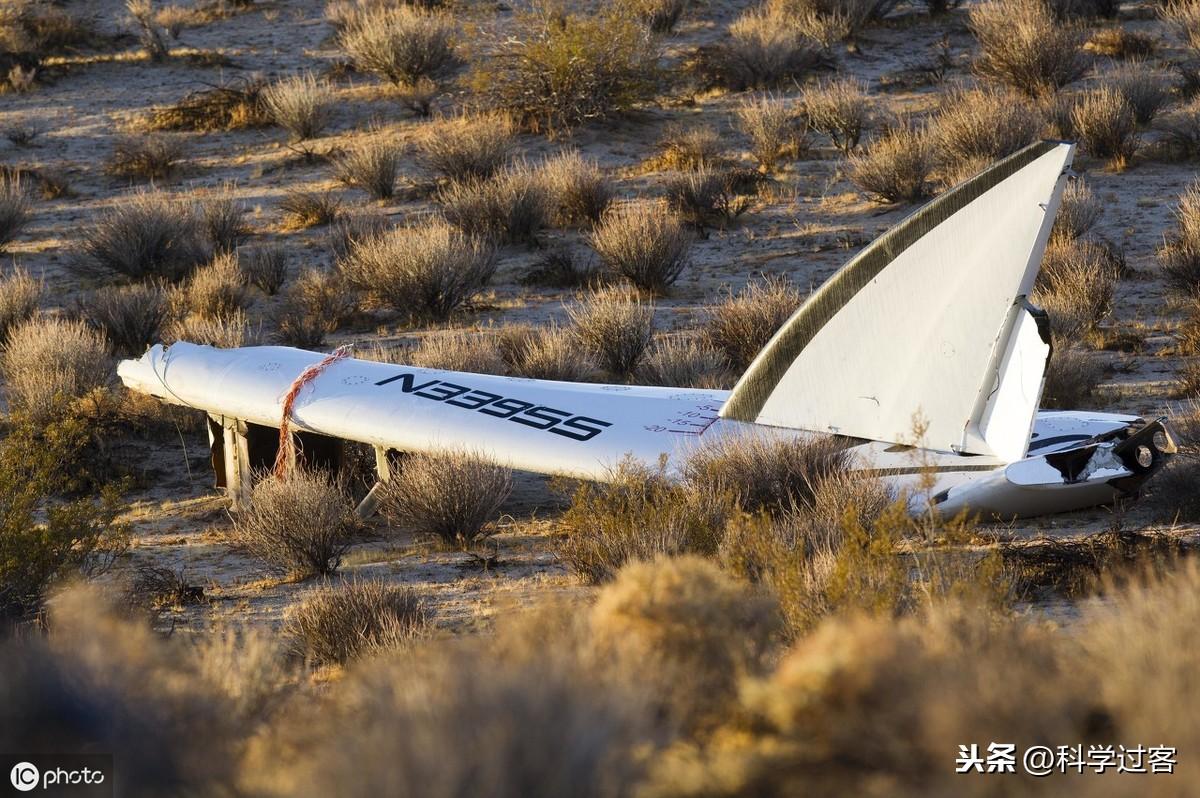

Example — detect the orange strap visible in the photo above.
[273,345,352,478]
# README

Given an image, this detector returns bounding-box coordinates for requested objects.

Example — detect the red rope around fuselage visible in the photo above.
[272,345,352,478]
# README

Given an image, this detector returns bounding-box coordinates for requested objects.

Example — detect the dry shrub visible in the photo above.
[273,267,356,348]
[181,252,251,320]
[1109,60,1171,126]
[328,209,389,263]
[1163,0,1200,50]
[127,0,168,61]
[410,329,506,374]
[338,6,456,85]
[801,77,872,154]
[930,87,1042,179]
[381,451,511,549]
[655,124,724,171]
[637,336,729,389]
[1070,85,1139,167]
[0,267,41,341]
[145,77,272,132]
[1160,97,1200,158]
[338,219,496,321]
[438,161,550,245]
[1040,344,1101,408]
[166,309,256,348]
[1051,178,1100,243]
[242,244,287,295]
[848,124,933,203]
[81,282,168,356]
[621,0,688,32]
[557,461,733,584]
[520,249,597,288]
[418,112,515,183]
[285,580,428,665]
[468,8,658,133]
[81,191,209,281]
[1034,237,1120,339]
[704,276,803,372]
[0,173,32,251]
[589,556,781,733]
[590,202,692,295]
[713,4,827,91]
[540,151,612,227]
[665,167,757,235]
[393,75,439,117]
[106,135,184,182]
[334,139,400,200]
[507,323,598,381]
[567,285,655,378]
[1158,181,1200,299]
[968,0,1087,96]
[737,93,808,172]
[280,190,341,230]
[263,73,334,141]
[1085,26,1157,60]
[231,470,357,577]
[201,194,249,255]
[2,316,112,423]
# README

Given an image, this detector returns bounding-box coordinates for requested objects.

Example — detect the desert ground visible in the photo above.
[3,0,1200,794]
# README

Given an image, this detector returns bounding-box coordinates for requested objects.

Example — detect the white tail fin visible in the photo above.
[721,140,1074,459]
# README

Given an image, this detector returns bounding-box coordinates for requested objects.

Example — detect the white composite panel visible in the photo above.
[974,306,1051,462]
[742,143,1072,456]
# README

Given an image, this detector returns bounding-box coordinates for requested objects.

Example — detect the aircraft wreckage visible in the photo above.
[119,140,1176,519]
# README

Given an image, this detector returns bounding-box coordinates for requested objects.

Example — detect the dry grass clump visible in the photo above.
[2,316,111,423]
[0,267,41,342]
[81,191,209,281]
[637,336,729,388]
[1109,61,1171,126]
[438,161,549,245]
[1051,178,1101,243]
[81,282,168,356]
[589,202,692,295]
[1040,344,1101,408]
[106,135,185,182]
[621,0,689,32]
[801,78,872,154]
[1086,26,1157,59]
[539,151,612,227]
[0,174,32,251]
[1163,0,1200,50]
[145,76,271,132]
[468,8,658,133]
[338,6,456,85]
[166,309,256,348]
[181,252,251,320]
[418,112,515,183]
[334,139,400,200]
[381,451,512,549]
[231,471,357,577]
[929,88,1041,179]
[1070,85,1139,168]
[1158,181,1200,299]
[737,93,808,172]
[241,245,287,295]
[338,219,495,321]
[712,4,828,91]
[567,285,655,378]
[410,329,506,374]
[848,125,933,204]
[1159,97,1200,158]
[704,276,803,371]
[200,194,249,255]
[558,461,733,584]
[279,190,342,230]
[506,323,598,381]
[393,75,440,117]
[968,0,1087,96]
[665,167,756,235]
[285,580,428,665]
[1034,237,1120,339]
[655,124,724,171]
[126,0,168,62]
[263,73,334,141]
[273,267,356,348]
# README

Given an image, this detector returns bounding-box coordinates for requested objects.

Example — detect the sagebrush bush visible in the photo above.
[438,161,549,245]
[930,88,1041,180]
[506,323,598,381]
[81,191,209,281]
[279,190,341,230]
[704,276,803,371]
[181,252,251,320]
[1041,343,1101,408]
[714,4,827,90]
[621,0,688,32]
[655,124,723,171]
[1051,178,1100,243]
[589,202,692,295]
[801,77,872,154]
[263,73,334,141]
[0,267,41,342]
[338,6,456,85]
[1160,185,1200,299]
[242,244,287,295]
[968,0,1087,96]
[1071,85,1139,167]
[166,309,257,348]
[81,282,168,356]
[1162,0,1200,50]
[381,451,511,549]
[665,167,755,234]
[106,135,184,182]
[468,8,658,132]
[334,139,400,200]
[737,93,807,172]
[0,175,31,251]
[394,75,439,117]
[418,112,515,183]
[328,209,389,263]
[1086,26,1157,59]
[338,219,496,321]
[1160,97,1200,158]
[231,471,357,577]
[1034,238,1121,339]
[3,316,112,423]
[410,329,506,373]
[539,151,612,227]
[274,267,357,348]
[849,125,933,204]
[567,285,655,378]
[637,336,729,389]
[200,194,249,255]
[1109,60,1171,126]
[285,580,428,665]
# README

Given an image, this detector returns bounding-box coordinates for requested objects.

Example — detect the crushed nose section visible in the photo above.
[1107,417,1176,495]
